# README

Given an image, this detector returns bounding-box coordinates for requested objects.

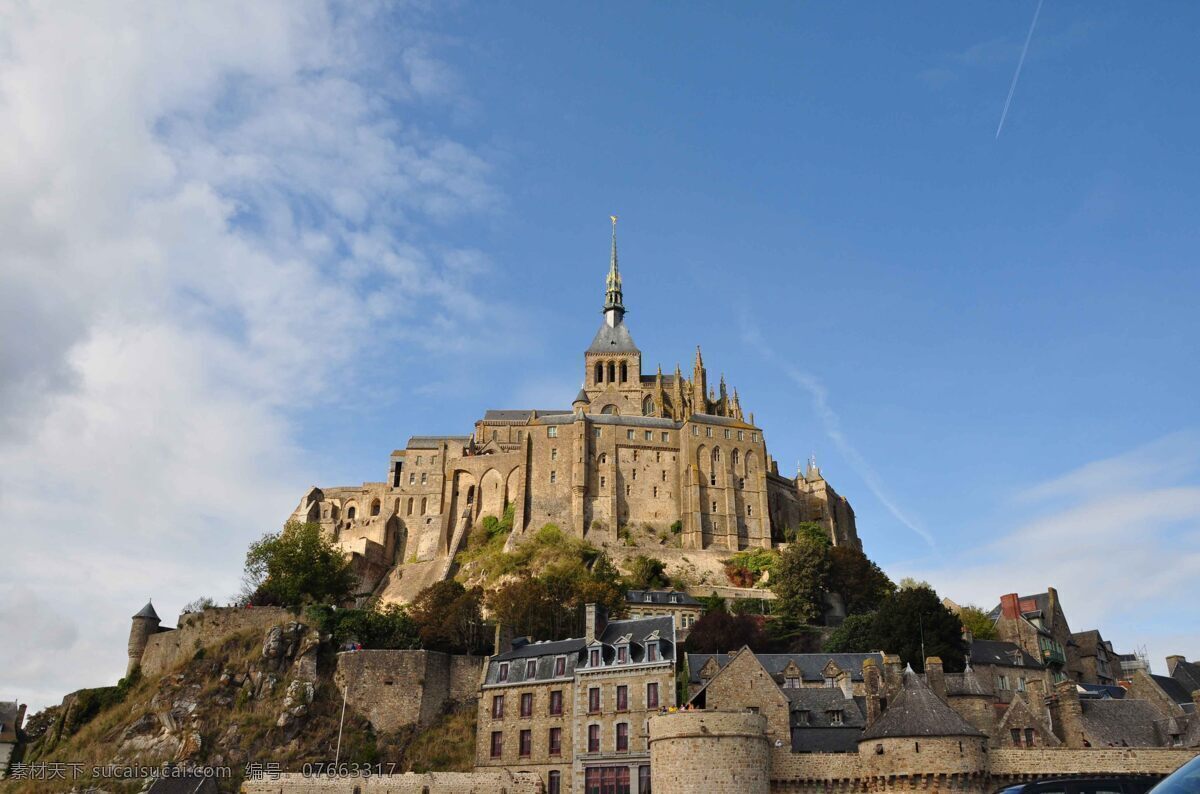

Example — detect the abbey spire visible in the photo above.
[603,214,625,327]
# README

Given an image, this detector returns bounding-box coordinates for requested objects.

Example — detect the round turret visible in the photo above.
[649,710,769,794]
[127,600,161,676]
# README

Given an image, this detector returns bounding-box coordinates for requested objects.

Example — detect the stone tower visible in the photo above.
[127,600,160,676]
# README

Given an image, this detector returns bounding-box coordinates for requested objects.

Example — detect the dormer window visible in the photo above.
[526,659,537,678]
[618,645,628,664]
[824,676,835,688]
[828,710,844,726]
[498,663,509,682]
[670,594,679,603]
[785,676,800,689]
[644,593,653,602]
[796,710,810,725]
[590,649,600,667]
[647,643,658,662]
[554,656,566,677]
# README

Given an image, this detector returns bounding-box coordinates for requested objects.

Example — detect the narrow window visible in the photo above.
[421,472,427,485]
[626,485,631,496]
[711,500,717,512]
[653,486,658,498]
[550,689,563,715]
[662,432,669,442]
[1024,728,1035,746]
[554,656,566,677]
[600,476,606,488]
[627,430,635,440]
[347,506,356,519]
[392,461,403,487]
[526,659,537,678]
[520,693,533,717]
[492,695,505,718]
[706,427,712,438]
[661,470,666,481]
[747,505,752,516]
[409,473,415,485]
[644,430,652,441]
[616,684,628,711]
[420,497,427,514]
[647,682,659,709]
[632,469,637,481]
[595,362,603,383]
[551,447,558,461]
[550,470,557,484]
[588,724,600,753]
[639,766,651,794]
[620,362,627,382]
[691,426,698,436]
[416,455,423,465]
[616,722,629,752]
[618,646,628,664]
[490,731,503,758]
[738,430,745,441]
[590,649,600,667]
[594,427,602,439]
[599,452,607,464]
[498,663,509,682]
[549,729,562,757]
[608,362,616,382]
[647,643,658,662]
[1010,728,1021,746]
[724,429,731,439]
[589,687,600,713]
[519,729,531,757]
[406,498,414,516]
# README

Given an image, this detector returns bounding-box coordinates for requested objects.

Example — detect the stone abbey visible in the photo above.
[290,219,859,600]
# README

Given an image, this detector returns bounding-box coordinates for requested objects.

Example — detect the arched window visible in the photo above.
[599,453,607,464]
[347,505,357,519]
[642,396,654,416]
[370,499,381,516]
[420,497,428,514]
[620,362,627,383]
[601,404,618,415]
[731,449,740,468]
[607,362,616,383]
[407,498,414,516]
[595,362,603,383]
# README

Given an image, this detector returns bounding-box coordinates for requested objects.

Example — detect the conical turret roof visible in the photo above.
[133,601,160,621]
[861,665,984,740]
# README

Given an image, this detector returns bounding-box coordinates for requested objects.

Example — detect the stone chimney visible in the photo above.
[585,602,607,644]
[924,657,946,700]
[493,622,514,656]
[999,593,1021,620]
[1025,677,1046,713]
[1192,690,1200,712]
[836,668,853,699]
[1166,655,1186,675]
[862,657,883,725]
[882,654,903,696]
[1052,679,1085,748]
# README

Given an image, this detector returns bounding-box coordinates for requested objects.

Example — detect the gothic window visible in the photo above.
[347,506,356,519]
[713,448,721,463]
[642,396,654,416]
[608,362,616,382]
[407,498,414,515]
[620,362,628,382]
[420,497,427,514]
[595,362,603,383]
[731,450,740,468]
[370,499,381,516]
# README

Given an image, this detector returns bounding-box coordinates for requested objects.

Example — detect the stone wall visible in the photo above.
[334,650,484,733]
[649,711,770,794]
[241,770,543,793]
[138,607,305,677]
[865,736,988,778]
[987,747,1198,777]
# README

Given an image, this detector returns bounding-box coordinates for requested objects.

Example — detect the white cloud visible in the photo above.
[0,2,507,711]
[908,432,1200,675]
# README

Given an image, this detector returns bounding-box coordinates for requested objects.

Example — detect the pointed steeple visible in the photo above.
[603,215,624,325]
[694,345,704,369]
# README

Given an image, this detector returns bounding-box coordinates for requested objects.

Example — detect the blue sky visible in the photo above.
[1,2,1197,709]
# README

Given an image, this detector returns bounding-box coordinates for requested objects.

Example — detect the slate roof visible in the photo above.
[789,691,868,753]
[687,652,884,685]
[586,320,639,354]
[626,589,701,607]
[691,412,753,427]
[492,637,587,662]
[481,410,571,422]
[969,639,1042,669]
[406,435,471,449]
[946,665,989,697]
[540,413,680,429]
[1152,674,1194,707]
[486,615,675,685]
[1172,658,1200,695]
[600,615,675,647]
[860,667,985,740]
[133,601,160,620]
[1079,683,1126,700]
[1080,699,1165,747]
[574,388,589,404]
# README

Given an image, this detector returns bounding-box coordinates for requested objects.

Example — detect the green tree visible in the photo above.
[624,555,670,589]
[957,604,998,641]
[242,520,356,606]
[870,584,965,672]
[823,612,877,653]
[827,547,895,615]
[898,576,931,590]
[787,521,831,546]
[308,601,419,649]
[409,580,487,653]
[770,536,830,627]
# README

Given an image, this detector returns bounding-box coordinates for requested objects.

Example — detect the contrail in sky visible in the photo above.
[996,0,1044,139]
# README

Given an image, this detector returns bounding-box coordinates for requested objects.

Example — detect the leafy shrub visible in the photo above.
[669,520,683,534]
[723,548,779,587]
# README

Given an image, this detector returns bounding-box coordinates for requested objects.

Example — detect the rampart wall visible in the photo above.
[139,607,305,677]
[333,650,484,732]
[241,770,543,793]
